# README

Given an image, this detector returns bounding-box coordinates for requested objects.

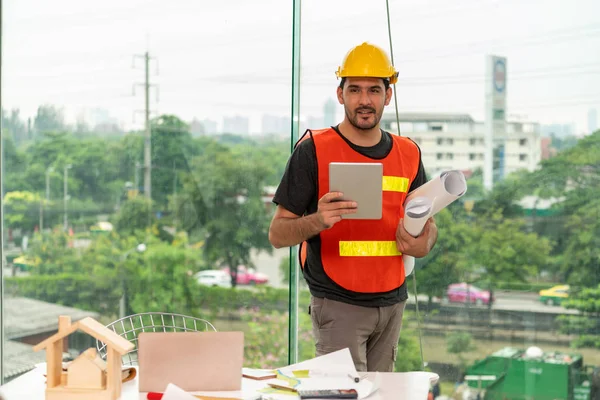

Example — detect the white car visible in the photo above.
[195,270,232,288]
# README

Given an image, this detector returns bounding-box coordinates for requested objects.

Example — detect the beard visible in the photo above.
[345,106,382,130]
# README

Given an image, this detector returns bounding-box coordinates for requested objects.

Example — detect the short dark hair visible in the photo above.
[339,77,390,90]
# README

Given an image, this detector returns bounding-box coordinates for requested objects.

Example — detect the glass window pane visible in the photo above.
[1,0,293,383]
[292,1,600,398]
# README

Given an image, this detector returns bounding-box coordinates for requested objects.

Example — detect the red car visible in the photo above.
[222,265,269,286]
[445,282,493,306]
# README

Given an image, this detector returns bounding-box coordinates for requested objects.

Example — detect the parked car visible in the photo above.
[445,282,493,306]
[539,284,569,306]
[222,265,269,286]
[195,269,232,288]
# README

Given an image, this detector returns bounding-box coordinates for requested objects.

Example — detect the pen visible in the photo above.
[347,373,360,383]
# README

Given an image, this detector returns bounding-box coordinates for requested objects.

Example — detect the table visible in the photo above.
[0,366,438,400]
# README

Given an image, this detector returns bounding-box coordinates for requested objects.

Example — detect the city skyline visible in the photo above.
[3,101,594,139]
[3,0,600,137]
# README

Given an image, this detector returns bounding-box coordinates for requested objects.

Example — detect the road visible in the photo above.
[251,248,576,315]
[407,292,578,314]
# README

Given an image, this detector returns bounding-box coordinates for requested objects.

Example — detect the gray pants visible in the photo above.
[309,295,407,372]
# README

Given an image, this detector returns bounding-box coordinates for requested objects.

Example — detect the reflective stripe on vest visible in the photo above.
[382,176,410,193]
[339,240,402,257]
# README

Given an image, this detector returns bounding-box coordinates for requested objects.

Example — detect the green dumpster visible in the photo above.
[465,347,592,400]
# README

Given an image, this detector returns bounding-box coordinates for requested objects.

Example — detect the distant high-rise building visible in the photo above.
[262,114,290,135]
[83,107,121,133]
[540,123,575,138]
[323,98,337,127]
[299,116,324,134]
[588,108,598,134]
[190,118,218,136]
[190,118,205,136]
[202,119,218,134]
[223,116,249,135]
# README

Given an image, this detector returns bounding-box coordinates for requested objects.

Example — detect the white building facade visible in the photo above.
[380,112,541,178]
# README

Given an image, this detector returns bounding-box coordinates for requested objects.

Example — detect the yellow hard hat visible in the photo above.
[336,42,398,84]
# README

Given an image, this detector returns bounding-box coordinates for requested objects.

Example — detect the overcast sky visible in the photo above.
[3,0,600,134]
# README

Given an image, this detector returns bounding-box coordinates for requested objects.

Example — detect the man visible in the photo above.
[268,42,438,372]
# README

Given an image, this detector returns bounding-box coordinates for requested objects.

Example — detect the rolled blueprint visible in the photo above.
[405,170,467,216]
[402,170,467,277]
[402,197,433,277]
[403,197,433,237]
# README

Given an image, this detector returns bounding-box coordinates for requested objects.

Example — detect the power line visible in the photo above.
[14,60,600,94]
[8,21,600,81]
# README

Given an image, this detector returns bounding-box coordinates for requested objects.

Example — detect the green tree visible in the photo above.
[463,168,485,201]
[26,230,80,275]
[413,207,469,305]
[3,191,42,232]
[520,131,600,285]
[113,197,155,235]
[113,133,144,192]
[126,241,205,315]
[149,115,198,209]
[548,133,579,153]
[173,141,273,287]
[464,210,551,306]
[472,170,529,218]
[524,131,598,200]
[559,284,600,349]
[69,138,125,205]
[559,196,600,287]
[447,331,475,373]
[228,137,290,187]
[395,321,424,372]
[1,136,28,193]
[33,104,65,134]
[2,108,28,143]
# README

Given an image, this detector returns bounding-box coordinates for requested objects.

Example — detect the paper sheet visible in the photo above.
[190,378,266,399]
[260,349,380,400]
[242,367,277,380]
[403,170,467,276]
[284,348,357,376]
[163,383,200,400]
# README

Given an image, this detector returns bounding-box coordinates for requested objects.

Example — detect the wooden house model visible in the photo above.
[33,315,134,400]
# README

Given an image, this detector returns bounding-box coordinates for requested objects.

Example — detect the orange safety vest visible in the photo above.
[298,128,420,293]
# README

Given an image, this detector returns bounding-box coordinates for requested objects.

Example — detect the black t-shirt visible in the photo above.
[272,125,428,307]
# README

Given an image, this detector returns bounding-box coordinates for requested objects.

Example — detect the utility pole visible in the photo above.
[63,164,72,232]
[133,52,158,201]
[46,166,54,201]
[42,166,53,233]
[143,52,151,201]
[39,199,43,232]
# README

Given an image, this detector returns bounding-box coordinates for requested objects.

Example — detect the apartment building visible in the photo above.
[380,112,541,178]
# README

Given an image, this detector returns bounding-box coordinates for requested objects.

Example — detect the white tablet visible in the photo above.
[329,162,383,220]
